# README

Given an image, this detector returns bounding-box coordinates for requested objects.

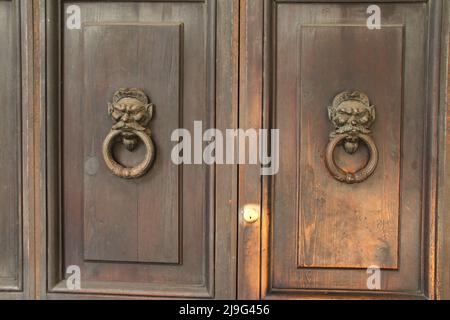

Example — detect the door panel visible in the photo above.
[0,0,21,292]
[81,23,182,265]
[43,0,237,299]
[251,0,443,299]
[296,25,403,270]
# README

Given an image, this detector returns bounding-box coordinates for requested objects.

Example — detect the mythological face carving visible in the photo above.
[108,88,154,151]
[328,91,376,154]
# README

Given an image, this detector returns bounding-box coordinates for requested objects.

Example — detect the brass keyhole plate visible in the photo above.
[242,204,260,223]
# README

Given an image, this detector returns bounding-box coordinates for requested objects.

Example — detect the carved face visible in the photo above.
[109,97,152,131]
[108,89,154,151]
[330,100,375,134]
[328,91,375,154]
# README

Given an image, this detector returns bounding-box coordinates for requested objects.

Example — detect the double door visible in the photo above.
[0,0,449,299]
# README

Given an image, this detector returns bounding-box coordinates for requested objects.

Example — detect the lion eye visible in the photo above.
[133,113,144,121]
[112,110,123,119]
[130,105,143,112]
[359,116,369,124]
[115,104,126,112]
[336,116,347,125]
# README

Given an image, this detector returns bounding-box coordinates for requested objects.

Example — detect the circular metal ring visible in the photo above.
[102,129,155,179]
[325,133,378,184]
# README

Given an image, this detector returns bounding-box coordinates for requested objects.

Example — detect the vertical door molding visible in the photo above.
[0,0,34,300]
[215,0,240,300]
[423,0,445,300]
[436,0,450,300]
[237,0,264,300]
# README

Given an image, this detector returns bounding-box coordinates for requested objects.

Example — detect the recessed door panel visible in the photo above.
[81,23,182,265]
[297,25,403,270]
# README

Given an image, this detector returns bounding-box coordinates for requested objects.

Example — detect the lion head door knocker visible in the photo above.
[102,88,155,179]
[325,90,378,184]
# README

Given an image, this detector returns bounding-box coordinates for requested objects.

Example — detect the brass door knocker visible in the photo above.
[325,91,378,184]
[102,88,155,179]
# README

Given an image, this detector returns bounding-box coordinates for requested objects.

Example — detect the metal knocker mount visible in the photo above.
[102,88,155,179]
[325,90,378,184]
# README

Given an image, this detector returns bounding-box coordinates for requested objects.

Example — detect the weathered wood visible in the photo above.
[215,0,239,300]
[437,1,450,298]
[259,0,443,299]
[0,0,34,299]
[41,0,237,299]
[79,25,180,264]
[0,0,21,292]
[437,0,450,300]
[0,0,446,301]
[297,26,402,269]
[237,0,263,300]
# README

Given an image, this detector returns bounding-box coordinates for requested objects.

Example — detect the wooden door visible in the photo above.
[38,0,239,299]
[0,0,449,300]
[238,0,449,300]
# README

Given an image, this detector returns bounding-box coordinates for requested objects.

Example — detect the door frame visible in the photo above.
[436,0,450,300]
